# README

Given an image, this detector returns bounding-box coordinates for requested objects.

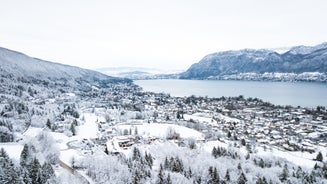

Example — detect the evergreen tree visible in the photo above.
[133,170,140,184]
[166,173,172,184]
[316,151,323,162]
[29,158,41,184]
[295,166,303,178]
[241,138,246,146]
[245,153,250,160]
[22,168,32,184]
[237,172,247,184]
[132,147,141,161]
[256,176,268,184]
[41,162,55,183]
[237,163,242,170]
[145,152,153,169]
[20,144,30,167]
[184,167,192,179]
[225,169,230,182]
[208,166,219,184]
[256,177,263,184]
[164,157,169,169]
[72,119,78,126]
[259,158,265,168]
[4,164,21,184]
[0,148,21,184]
[262,177,268,184]
[322,164,327,179]
[172,157,184,173]
[227,131,232,138]
[46,119,51,130]
[212,147,218,158]
[196,176,202,184]
[0,148,9,163]
[70,123,76,136]
[213,167,220,184]
[156,164,164,184]
[279,163,289,182]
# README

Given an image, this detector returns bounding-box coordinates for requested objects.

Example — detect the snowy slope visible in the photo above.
[0,47,131,89]
[180,42,327,79]
[288,42,327,55]
[95,66,183,80]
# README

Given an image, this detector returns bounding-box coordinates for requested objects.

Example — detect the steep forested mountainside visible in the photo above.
[0,47,131,91]
[180,43,327,80]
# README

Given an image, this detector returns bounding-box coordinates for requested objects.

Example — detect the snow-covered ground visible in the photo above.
[202,140,325,169]
[24,127,44,137]
[117,123,204,139]
[60,149,82,167]
[22,112,101,167]
[257,146,317,168]
[184,113,214,124]
[0,143,24,160]
[75,113,100,140]
[184,112,240,125]
[202,140,229,152]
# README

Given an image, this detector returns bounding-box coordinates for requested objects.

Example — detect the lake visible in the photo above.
[134,79,327,108]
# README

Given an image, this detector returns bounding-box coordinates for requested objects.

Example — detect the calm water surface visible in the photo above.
[134,79,327,108]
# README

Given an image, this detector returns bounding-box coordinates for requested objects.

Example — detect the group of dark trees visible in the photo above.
[212,146,239,159]
[0,145,55,184]
[62,104,79,119]
[126,147,153,184]
[0,119,14,142]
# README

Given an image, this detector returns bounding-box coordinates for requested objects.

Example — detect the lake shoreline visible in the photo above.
[135,79,327,108]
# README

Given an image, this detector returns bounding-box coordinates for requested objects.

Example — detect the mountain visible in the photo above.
[180,42,327,81]
[95,66,182,80]
[0,47,131,90]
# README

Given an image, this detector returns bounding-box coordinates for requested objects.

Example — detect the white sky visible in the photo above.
[1,0,327,70]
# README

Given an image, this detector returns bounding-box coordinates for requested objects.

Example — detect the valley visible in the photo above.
[0,47,326,183]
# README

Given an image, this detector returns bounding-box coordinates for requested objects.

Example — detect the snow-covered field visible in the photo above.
[75,113,100,140]
[184,112,240,125]
[117,123,204,139]
[257,147,316,168]
[0,143,24,160]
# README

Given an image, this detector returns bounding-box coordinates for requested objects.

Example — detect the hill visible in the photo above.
[0,47,131,91]
[180,43,327,81]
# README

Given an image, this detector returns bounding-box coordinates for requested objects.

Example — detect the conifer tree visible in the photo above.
[20,144,30,167]
[164,157,169,169]
[280,163,289,182]
[46,119,51,130]
[70,123,76,136]
[225,169,230,182]
[156,164,164,184]
[29,158,41,184]
[41,162,55,183]
[316,152,323,162]
[22,168,32,184]
[166,173,172,184]
[0,148,21,184]
[237,172,247,184]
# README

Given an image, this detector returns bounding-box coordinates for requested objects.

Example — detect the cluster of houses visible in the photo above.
[96,85,327,154]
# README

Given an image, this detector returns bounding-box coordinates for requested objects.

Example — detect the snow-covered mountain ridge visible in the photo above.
[0,47,131,90]
[180,42,327,81]
[95,66,183,80]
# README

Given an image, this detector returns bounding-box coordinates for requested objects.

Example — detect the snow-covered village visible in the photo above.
[2,1,327,183]
[0,59,326,183]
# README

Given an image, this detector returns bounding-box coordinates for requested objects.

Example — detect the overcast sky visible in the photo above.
[1,0,327,70]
